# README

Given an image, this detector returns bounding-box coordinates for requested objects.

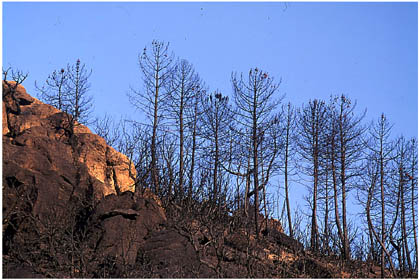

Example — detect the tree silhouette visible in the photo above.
[297,99,328,252]
[231,68,282,239]
[36,59,93,127]
[164,59,201,199]
[129,40,175,195]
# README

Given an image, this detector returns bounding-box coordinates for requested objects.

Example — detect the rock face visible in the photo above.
[3,81,135,202]
[93,190,167,266]
[3,81,137,275]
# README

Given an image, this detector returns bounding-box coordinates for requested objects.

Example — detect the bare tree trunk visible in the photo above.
[285,103,293,238]
[236,165,242,210]
[253,86,260,239]
[260,145,268,232]
[368,225,375,262]
[178,87,185,199]
[389,172,402,274]
[411,179,418,268]
[244,157,251,218]
[380,139,385,278]
[298,100,326,254]
[410,144,418,269]
[310,114,320,253]
[366,172,397,278]
[324,169,330,255]
[151,66,160,195]
[329,129,345,258]
[400,173,412,272]
[188,95,199,202]
[311,156,319,252]
[339,125,350,260]
[213,112,219,204]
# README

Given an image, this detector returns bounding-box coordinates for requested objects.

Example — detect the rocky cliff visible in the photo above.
[3,81,135,200]
[2,82,388,278]
[3,82,173,277]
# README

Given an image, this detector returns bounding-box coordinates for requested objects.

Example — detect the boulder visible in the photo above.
[92,191,167,265]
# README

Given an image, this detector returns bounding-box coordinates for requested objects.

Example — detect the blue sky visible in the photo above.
[3,2,418,222]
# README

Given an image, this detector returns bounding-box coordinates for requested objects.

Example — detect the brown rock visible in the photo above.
[139,229,208,277]
[93,192,166,265]
[3,102,9,135]
[2,81,135,200]
[2,82,139,266]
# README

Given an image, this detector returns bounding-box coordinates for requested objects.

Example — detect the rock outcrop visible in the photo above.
[3,81,135,202]
[3,81,138,276]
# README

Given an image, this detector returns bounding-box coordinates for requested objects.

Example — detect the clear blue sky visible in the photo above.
[3,2,418,221]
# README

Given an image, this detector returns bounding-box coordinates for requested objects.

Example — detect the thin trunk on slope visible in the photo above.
[213,110,219,204]
[284,102,293,238]
[411,171,418,269]
[151,65,160,195]
[366,169,397,278]
[328,120,345,258]
[188,94,199,202]
[310,107,320,252]
[131,41,175,196]
[410,138,418,269]
[253,85,260,239]
[339,109,350,260]
[178,84,185,198]
[324,168,330,255]
[398,147,412,272]
[244,152,251,218]
[380,135,385,278]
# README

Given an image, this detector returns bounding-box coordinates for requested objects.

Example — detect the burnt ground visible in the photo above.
[2,187,400,278]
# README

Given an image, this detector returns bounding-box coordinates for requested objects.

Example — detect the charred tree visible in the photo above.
[297,99,328,253]
[231,68,282,239]
[129,40,175,195]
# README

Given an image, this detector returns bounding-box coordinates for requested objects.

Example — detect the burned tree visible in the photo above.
[408,138,418,271]
[200,91,233,206]
[3,67,28,95]
[164,59,201,199]
[186,86,205,202]
[231,68,282,239]
[365,114,396,277]
[2,67,29,138]
[129,40,175,195]
[65,59,93,125]
[36,59,93,131]
[324,95,366,259]
[388,136,417,275]
[35,67,68,111]
[296,99,328,253]
[282,102,296,238]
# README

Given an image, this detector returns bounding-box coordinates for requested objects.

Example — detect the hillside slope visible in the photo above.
[2,82,387,278]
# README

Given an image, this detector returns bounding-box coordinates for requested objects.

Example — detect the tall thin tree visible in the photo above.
[232,68,282,239]
[129,40,175,195]
[165,59,201,199]
[297,99,328,252]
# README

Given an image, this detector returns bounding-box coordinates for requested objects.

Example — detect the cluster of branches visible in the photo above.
[92,41,286,242]
[91,41,417,277]
[294,98,417,277]
[35,59,93,128]
[6,40,417,278]
[358,116,418,277]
